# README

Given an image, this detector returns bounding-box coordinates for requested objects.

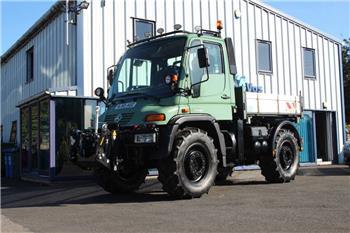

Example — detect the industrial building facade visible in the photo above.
[1,0,345,179]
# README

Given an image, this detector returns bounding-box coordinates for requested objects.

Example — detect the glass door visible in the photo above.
[20,107,30,171]
[39,100,50,174]
[31,104,39,170]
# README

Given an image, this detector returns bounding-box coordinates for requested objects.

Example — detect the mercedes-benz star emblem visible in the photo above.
[114,114,123,123]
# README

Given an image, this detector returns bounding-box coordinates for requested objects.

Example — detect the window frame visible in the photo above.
[132,17,156,42]
[256,39,273,74]
[26,46,34,83]
[303,47,316,79]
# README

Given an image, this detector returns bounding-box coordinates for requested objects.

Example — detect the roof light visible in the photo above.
[157,28,165,35]
[79,0,90,10]
[174,24,182,30]
[194,25,202,33]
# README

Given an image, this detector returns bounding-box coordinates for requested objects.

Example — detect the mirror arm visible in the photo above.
[190,68,210,91]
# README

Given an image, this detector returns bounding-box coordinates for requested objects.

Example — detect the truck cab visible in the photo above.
[73,24,303,198]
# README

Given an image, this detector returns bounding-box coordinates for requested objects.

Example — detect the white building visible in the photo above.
[1,0,345,179]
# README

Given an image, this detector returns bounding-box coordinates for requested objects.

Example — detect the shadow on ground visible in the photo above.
[1,166,348,209]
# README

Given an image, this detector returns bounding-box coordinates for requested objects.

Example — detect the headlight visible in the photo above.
[134,133,156,143]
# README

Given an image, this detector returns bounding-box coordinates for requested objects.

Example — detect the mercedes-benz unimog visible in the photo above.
[71,21,303,199]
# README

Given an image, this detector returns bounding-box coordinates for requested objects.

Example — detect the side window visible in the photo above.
[116,58,131,93]
[257,40,272,73]
[188,41,224,85]
[204,43,224,74]
[188,40,204,86]
[303,48,316,78]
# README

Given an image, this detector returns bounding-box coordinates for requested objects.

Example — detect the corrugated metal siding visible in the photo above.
[1,13,76,142]
[77,0,344,154]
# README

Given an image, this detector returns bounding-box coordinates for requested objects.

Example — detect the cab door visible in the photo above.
[187,39,232,120]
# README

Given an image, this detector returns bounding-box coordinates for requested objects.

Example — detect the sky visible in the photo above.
[0,0,349,55]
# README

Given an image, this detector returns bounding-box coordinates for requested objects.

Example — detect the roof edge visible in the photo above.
[253,0,343,45]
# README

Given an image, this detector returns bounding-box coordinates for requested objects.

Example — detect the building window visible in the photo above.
[132,18,156,42]
[257,40,272,73]
[26,47,34,83]
[303,48,316,78]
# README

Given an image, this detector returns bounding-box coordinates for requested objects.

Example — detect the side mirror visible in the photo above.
[107,69,114,86]
[197,47,210,68]
[94,87,106,102]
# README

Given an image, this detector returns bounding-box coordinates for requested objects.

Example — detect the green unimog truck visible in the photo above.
[71,23,303,199]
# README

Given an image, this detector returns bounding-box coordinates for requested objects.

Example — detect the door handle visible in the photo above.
[221,94,230,99]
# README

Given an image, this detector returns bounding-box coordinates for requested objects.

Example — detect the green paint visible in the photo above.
[105,33,236,126]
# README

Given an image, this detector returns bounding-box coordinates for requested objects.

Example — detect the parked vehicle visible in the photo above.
[70,22,303,198]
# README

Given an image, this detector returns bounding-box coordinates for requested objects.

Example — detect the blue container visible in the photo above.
[296,112,315,163]
[3,148,18,178]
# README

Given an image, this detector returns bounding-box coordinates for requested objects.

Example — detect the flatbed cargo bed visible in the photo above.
[246,92,302,116]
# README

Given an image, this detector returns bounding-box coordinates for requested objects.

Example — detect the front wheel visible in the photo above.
[94,165,148,194]
[158,128,218,198]
[259,129,299,183]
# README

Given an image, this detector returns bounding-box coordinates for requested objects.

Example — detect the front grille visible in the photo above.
[104,112,134,125]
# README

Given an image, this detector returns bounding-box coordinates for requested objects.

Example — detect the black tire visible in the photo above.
[158,128,218,198]
[94,165,148,194]
[215,166,233,182]
[259,129,299,183]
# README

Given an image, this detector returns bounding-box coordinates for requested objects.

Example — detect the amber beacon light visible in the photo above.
[216,20,223,30]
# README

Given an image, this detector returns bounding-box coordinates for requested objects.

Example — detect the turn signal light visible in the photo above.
[171,74,178,82]
[145,113,166,122]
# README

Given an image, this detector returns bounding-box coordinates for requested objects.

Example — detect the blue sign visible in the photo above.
[235,74,263,93]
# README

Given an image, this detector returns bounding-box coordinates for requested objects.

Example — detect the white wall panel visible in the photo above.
[323,38,331,108]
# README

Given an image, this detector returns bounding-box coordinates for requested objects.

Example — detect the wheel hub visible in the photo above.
[279,141,294,170]
[184,149,207,182]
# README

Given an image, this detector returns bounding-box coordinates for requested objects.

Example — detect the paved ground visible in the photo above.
[1,165,350,233]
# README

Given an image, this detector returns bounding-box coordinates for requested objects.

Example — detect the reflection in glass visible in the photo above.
[31,104,39,169]
[39,100,50,170]
[21,107,30,171]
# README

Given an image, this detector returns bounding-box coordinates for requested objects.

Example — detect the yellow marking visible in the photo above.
[100,137,104,146]
[272,149,276,157]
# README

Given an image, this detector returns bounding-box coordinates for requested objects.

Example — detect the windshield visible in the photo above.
[109,37,187,99]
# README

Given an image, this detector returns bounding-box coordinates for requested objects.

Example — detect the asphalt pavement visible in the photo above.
[1,165,350,233]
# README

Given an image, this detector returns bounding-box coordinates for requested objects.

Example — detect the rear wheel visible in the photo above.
[158,128,218,198]
[94,165,148,194]
[259,129,299,183]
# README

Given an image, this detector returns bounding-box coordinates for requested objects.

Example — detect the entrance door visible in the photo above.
[298,111,315,163]
[315,111,337,162]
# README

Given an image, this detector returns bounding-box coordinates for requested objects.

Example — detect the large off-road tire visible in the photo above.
[259,129,299,183]
[215,166,233,182]
[94,165,148,194]
[158,128,218,198]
